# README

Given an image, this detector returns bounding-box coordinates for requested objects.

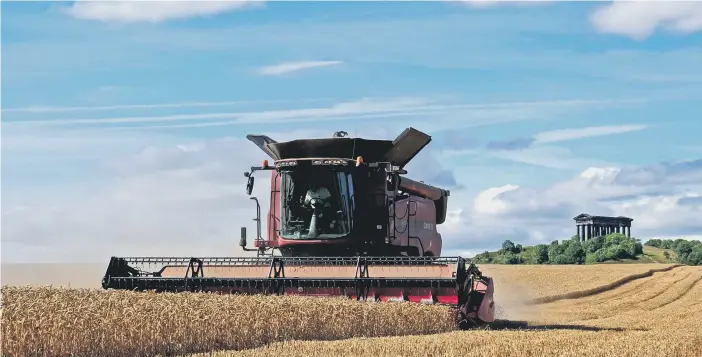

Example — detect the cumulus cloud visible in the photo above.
[66,0,260,23]
[2,137,268,263]
[457,159,702,250]
[1,127,460,263]
[591,1,702,40]
[5,127,700,263]
[258,61,344,76]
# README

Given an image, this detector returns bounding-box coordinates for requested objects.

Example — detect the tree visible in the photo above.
[663,251,670,260]
[550,254,571,264]
[585,236,605,253]
[645,239,662,247]
[548,243,567,263]
[534,244,549,264]
[685,251,702,266]
[499,252,523,264]
[514,244,523,254]
[675,241,694,257]
[502,240,516,253]
[565,241,586,264]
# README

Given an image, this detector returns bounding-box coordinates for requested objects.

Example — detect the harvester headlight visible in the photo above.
[275,160,298,167]
[311,159,349,166]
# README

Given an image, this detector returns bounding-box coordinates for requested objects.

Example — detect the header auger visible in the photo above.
[102,127,496,328]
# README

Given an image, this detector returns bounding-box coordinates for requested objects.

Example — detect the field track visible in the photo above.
[2,264,701,357]
[526,263,684,304]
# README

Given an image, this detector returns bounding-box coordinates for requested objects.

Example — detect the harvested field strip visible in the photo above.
[630,271,691,305]
[648,274,702,310]
[535,267,702,324]
[191,267,702,357]
[0,286,456,357]
[574,270,691,310]
[569,269,689,306]
[481,264,673,301]
[527,264,683,305]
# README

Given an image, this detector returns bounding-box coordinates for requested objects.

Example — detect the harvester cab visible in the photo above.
[101,127,496,329]
[240,127,451,258]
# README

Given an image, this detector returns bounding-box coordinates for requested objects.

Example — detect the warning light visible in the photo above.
[262,160,269,167]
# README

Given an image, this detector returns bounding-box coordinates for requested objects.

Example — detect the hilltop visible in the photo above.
[471,235,701,265]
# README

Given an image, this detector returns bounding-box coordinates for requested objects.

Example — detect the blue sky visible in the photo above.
[2,1,702,263]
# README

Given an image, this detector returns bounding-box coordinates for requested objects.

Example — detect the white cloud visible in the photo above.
[4,97,429,127]
[534,124,648,144]
[258,61,344,76]
[1,136,271,263]
[66,0,261,23]
[458,159,702,247]
[486,145,619,170]
[5,97,625,129]
[591,1,702,40]
[0,125,460,263]
[5,125,701,263]
[473,184,520,214]
[1,98,327,114]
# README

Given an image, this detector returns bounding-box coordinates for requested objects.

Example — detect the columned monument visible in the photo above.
[573,213,633,242]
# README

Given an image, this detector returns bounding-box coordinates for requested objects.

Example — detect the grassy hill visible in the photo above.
[595,246,677,264]
[471,234,686,265]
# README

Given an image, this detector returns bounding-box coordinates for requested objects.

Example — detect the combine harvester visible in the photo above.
[102,127,496,328]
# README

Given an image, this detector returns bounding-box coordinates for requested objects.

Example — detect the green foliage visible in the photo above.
[566,240,586,264]
[496,252,523,264]
[644,238,702,265]
[547,241,566,262]
[501,240,516,253]
[645,239,663,248]
[533,244,549,264]
[474,233,652,265]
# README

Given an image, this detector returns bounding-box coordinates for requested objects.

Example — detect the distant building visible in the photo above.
[573,213,633,241]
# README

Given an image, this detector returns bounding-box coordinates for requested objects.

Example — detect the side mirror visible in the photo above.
[246,176,255,195]
[239,227,247,248]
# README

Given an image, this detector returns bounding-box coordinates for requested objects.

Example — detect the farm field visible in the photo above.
[192,265,702,357]
[479,263,677,301]
[2,264,700,357]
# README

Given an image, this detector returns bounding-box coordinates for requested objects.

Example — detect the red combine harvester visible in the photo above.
[102,127,496,328]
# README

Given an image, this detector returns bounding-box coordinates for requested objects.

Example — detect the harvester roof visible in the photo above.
[268,138,393,163]
[247,127,432,168]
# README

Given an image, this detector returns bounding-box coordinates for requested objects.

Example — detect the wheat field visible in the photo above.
[2,263,700,357]
[194,265,702,357]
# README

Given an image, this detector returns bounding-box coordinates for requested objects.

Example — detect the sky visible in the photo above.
[2,0,702,263]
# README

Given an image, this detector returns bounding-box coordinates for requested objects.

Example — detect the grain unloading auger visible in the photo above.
[102,128,496,328]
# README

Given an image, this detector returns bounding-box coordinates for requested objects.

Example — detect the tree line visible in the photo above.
[644,238,702,265]
[473,233,653,265]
